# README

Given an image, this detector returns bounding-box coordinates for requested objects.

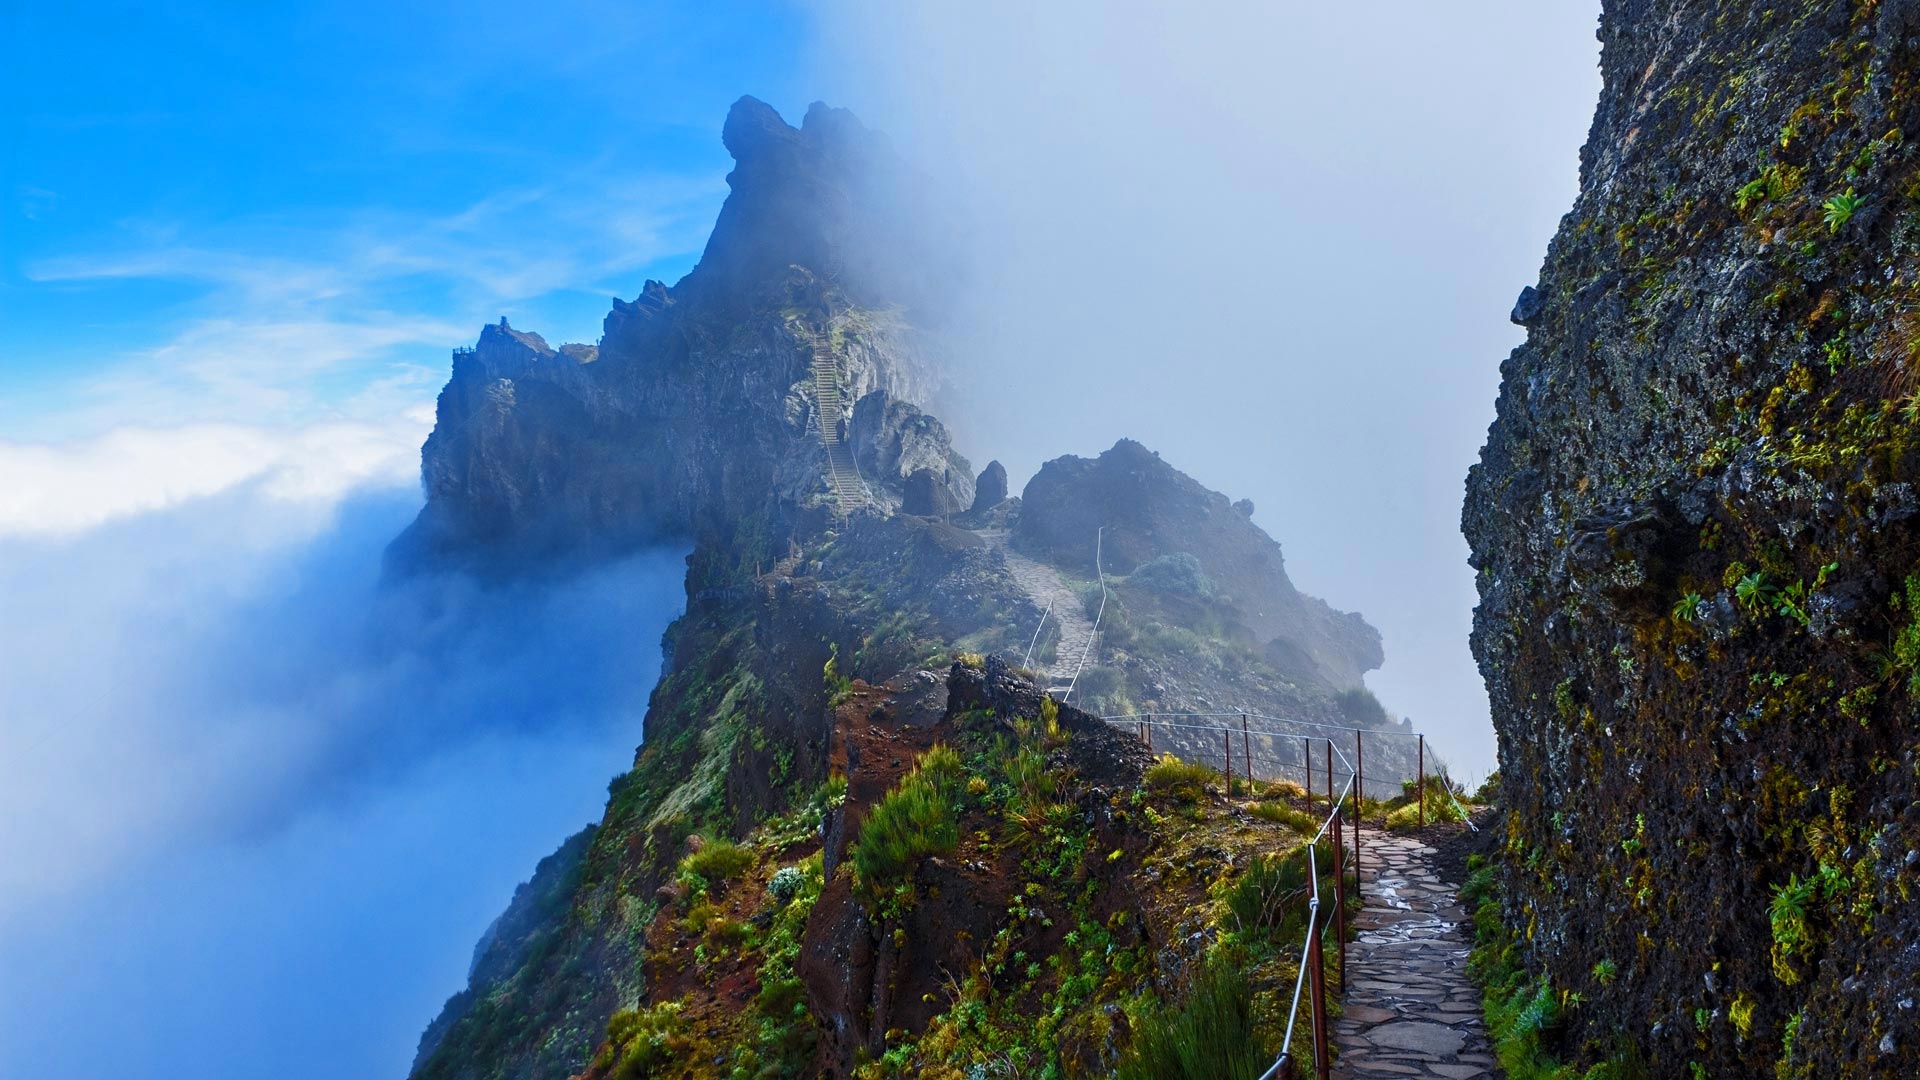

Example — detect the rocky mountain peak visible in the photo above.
[1016,438,1383,688]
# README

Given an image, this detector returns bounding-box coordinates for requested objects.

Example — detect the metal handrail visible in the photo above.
[1114,711,1478,833]
[1102,708,1435,742]
[1054,526,1106,704]
[1110,712,1479,1075]
[1021,597,1054,670]
[1263,767,1355,1079]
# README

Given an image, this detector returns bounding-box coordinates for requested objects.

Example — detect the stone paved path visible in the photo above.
[1333,830,1498,1079]
[977,530,1095,686]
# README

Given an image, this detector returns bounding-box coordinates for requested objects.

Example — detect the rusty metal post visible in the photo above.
[1224,729,1232,793]
[1146,717,1153,753]
[1241,713,1252,784]
[1325,740,1333,814]
[1307,892,1331,1079]
[1354,729,1364,902]
[1303,736,1313,813]
[1418,734,1427,827]
[1333,801,1347,990]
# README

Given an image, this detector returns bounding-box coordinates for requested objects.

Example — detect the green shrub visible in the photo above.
[1219,844,1317,944]
[767,865,808,904]
[1472,771,1501,803]
[1005,745,1057,821]
[1385,803,1423,831]
[1332,686,1390,727]
[1385,776,1467,831]
[1128,552,1216,599]
[1113,959,1273,1080]
[824,643,854,706]
[678,838,755,887]
[1248,801,1318,834]
[1823,188,1862,232]
[1073,664,1130,714]
[1144,754,1217,803]
[591,999,690,1080]
[852,745,964,899]
[1769,873,1818,984]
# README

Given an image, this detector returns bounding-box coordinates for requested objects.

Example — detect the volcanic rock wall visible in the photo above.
[1466,2,1920,1073]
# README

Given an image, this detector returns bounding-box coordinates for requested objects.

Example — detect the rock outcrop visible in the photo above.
[388,97,954,575]
[1018,438,1383,688]
[1466,3,1920,1073]
[971,459,1009,510]
[849,390,973,514]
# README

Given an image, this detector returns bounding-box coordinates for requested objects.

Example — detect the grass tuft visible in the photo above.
[1113,959,1274,1080]
[852,744,966,901]
[1144,754,1218,803]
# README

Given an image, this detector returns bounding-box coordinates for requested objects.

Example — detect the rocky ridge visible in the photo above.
[401,98,1411,1080]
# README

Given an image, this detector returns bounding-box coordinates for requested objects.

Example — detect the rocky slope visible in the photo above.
[401,98,1408,1080]
[1017,438,1383,691]
[1466,2,1920,1074]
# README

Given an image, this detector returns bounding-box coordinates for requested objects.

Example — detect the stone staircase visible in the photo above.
[809,331,867,518]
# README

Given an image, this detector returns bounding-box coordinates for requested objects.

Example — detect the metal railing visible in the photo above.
[1107,710,1476,832]
[1108,710,1477,1078]
[1051,526,1106,704]
[1261,760,1355,1080]
[1021,598,1055,670]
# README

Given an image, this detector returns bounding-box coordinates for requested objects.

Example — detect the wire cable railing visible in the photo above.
[1020,597,1054,670]
[1106,710,1477,832]
[1104,711,1479,1078]
[1050,526,1106,706]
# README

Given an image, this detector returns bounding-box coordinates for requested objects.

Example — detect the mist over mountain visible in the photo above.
[0,483,686,1079]
[395,96,1437,1080]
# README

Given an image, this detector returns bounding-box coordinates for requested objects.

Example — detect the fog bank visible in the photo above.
[0,482,686,1079]
[809,0,1606,777]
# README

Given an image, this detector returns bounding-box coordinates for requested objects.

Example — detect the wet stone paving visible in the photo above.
[1332,831,1498,1079]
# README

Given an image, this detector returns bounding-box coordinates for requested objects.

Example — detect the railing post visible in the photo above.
[1303,736,1313,813]
[1325,740,1333,815]
[1146,716,1153,753]
[1242,713,1252,782]
[1418,734,1427,828]
[1354,729,1364,902]
[1308,894,1331,1080]
[1224,729,1232,793]
[1333,804,1347,991]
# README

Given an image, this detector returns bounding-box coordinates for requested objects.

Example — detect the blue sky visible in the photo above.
[3,0,809,451]
[0,4,812,1079]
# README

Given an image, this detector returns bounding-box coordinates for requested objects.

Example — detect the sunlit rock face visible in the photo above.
[1466,2,1920,1072]
[389,97,957,576]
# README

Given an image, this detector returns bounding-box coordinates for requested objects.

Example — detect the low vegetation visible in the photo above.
[1464,858,1647,1080]
[1384,775,1469,832]
[1143,753,1219,803]
[851,744,965,902]
[1112,959,1271,1080]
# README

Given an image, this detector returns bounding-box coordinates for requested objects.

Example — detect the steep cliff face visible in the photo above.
[1466,2,1920,1074]
[388,97,958,576]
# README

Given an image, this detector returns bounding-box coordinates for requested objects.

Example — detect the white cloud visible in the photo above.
[0,418,426,537]
[10,170,724,452]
